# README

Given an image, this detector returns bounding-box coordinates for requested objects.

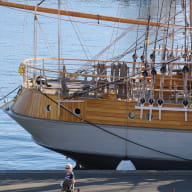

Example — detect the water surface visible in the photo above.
[0,0,167,169]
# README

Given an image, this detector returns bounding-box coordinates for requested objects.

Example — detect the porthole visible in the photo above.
[128,112,136,120]
[45,104,51,112]
[145,113,153,121]
[74,108,81,115]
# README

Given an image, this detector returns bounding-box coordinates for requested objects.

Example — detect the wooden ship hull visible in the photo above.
[5,85,192,169]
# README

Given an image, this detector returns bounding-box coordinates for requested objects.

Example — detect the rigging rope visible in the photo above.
[37,20,56,56]
[5,7,132,31]
[142,0,152,63]
[76,26,136,73]
[37,0,46,6]
[134,0,142,56]
[153,0,165,58]
[0,86,21,102]
[0,86,21,109]
[110,1,122,59]
[63,1,92,60]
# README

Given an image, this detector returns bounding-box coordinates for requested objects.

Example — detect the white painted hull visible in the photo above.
[6,109,192,169]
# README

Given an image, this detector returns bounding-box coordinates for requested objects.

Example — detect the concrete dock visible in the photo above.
[0,170,192,192]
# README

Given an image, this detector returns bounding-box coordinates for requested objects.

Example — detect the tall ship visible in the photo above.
[1,0,192,170]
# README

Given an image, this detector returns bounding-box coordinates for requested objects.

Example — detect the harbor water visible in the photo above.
[0,0,170,170]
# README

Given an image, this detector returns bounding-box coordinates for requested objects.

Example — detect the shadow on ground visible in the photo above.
[0,171,192,192]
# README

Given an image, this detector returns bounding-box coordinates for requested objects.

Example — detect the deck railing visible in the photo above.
[19,57,192,103]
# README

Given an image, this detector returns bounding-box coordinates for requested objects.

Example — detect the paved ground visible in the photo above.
[0,170,192,192]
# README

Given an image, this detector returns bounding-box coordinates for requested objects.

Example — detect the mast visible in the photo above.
[33,10,38,79]
[57,0,61,116]
[58,0,61,72]
[190,0,192,50]
[190,0,192,28]
[0,0,177,27]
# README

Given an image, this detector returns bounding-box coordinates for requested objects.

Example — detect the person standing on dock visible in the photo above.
[61,163,75,192]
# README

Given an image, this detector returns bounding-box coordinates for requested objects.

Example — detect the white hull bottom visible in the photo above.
[6,109,192,170]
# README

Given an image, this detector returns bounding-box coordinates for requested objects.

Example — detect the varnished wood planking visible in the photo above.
[86,107,128,114]
[59,101,86,122]
[86,114,127,122]
[12,88,192,130]
[86,97,124,106]
[87,119,127,126]
[86,101,188,122]
[12,88,32,115]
